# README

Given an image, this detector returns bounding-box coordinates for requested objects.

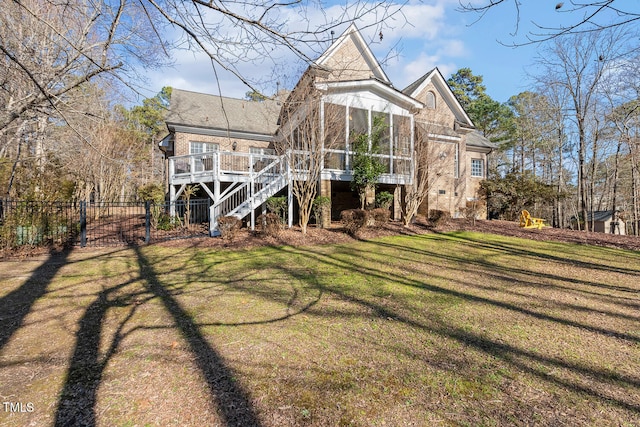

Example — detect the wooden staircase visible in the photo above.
[208,155,289,236]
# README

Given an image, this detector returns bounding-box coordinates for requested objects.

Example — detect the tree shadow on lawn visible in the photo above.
[371,237,640,307]
[53,245,322,427]
[280,244,640,416]
[0,247,72,351]
[54,279,147,426]
[440,231,640,278]
[133,247,263,427]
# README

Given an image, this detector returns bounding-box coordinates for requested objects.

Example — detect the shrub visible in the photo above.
[312,196,331,228]
[256,213,283,237]
[340,209,369,236]
[460,199,487,221]
[156,212,176,231]
[370,208,390,226]
[375,191,394,209]
[266,196,287,224]
[217,216,242,240]
[138,183,166,229]
[428,209,451,226]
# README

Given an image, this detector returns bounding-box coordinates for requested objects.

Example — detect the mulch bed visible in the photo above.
[155,218,640,253]
[3,218,639,258]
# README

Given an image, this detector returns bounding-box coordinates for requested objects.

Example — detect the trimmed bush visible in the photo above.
[340,209,369,236]
[266,196,287,224]
[256,213,283,237]
[428,209,451,226]
[218,216,242,240]
[370,208,390,226]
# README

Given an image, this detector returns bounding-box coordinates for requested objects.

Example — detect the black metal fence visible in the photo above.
[0,199,211,248]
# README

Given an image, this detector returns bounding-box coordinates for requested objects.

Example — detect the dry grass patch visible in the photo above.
[1,232,639,426]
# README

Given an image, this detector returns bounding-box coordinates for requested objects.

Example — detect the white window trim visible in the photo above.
[471,158,484,178]
[189,141,219,154]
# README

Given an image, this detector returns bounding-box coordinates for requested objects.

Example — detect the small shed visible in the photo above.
[587,210,626,235]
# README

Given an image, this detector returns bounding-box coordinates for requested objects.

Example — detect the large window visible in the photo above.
[471,158,484,178]
[349,107,368,141]
[319,102,413,177]
[393,115,411,156]
[324,103,346,151]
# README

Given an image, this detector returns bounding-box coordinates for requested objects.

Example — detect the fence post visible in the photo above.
[80,201,87,247]
[145,201,151,244]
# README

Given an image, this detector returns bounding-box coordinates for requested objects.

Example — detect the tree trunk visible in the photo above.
[578,119,588,232]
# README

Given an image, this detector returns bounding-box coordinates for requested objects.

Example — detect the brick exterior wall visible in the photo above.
[174,132,272,157]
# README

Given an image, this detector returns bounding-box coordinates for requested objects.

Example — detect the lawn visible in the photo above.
[1,231,639,426]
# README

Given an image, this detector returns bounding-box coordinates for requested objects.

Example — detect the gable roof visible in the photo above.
[315,23,390,84]
[402,68,436,96]
[403,68,474,127]
[165,89,281,137]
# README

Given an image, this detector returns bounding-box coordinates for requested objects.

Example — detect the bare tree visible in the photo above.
[1,0,406,200]
[1,0,405,133]
[534,27,639,230]
[607,101,640,235]
[276,74,344,234]
[458,0,640,44]
[0,0,165,133]
[56,85,148,204]
[402,119,456,226]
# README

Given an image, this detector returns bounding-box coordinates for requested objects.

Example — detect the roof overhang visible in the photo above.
[416,121,461,143]
[158,133,173,153]
[315,79,424,111]
[466,144,493,154]
[166,122,274,143]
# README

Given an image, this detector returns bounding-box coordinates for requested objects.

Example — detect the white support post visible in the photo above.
[169,184,176,217]
[287,162,293,228]
[249,162,255,231]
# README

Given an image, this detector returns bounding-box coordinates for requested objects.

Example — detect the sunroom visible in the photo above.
[316,79,423,184]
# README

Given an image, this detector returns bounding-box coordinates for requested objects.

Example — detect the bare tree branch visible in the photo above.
[458,0,640,45]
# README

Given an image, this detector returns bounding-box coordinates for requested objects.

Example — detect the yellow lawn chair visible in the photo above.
[519,210,546,229]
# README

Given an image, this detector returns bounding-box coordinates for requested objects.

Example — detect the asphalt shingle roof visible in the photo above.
[466,131,496,150]
[166,89,281,135]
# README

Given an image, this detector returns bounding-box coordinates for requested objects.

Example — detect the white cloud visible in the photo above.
[139,0,470,99]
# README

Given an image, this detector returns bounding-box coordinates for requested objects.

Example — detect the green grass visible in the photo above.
[1,232,639,426]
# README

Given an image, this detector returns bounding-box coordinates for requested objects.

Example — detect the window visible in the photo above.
[348,107,368,142]
[250,147,275,170]
[190,142,219,172]
[471,158,484,178]
[190,141,219,154]
[454,144,459,178]
[426,91,436,109]
[250,147,275,156]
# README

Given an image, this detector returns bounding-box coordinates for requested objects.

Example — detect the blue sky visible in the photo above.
[141,0,589,104]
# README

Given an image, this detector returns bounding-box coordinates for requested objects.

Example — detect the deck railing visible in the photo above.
[169,150,413,184]
[169,151,280,183]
